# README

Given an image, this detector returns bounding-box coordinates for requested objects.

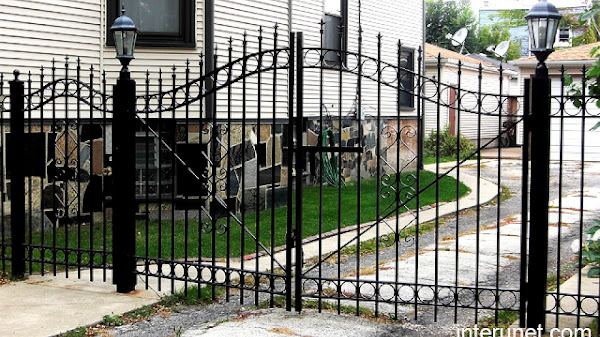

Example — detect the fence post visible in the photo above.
[9,70,25,279]
[112,70,137,293]
[294,32,304,313]
[526,64,551,330]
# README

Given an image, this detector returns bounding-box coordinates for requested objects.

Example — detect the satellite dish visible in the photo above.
[446,28,469,54]
[494,40,510,59]
[451,28,468,47]
[486,45,496,53]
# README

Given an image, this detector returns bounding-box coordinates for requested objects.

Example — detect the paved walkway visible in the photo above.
[2,159,599,336]
[0,160,496,337]
[480,146,522,160]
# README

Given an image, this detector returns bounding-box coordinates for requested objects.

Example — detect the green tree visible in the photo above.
[426,0,478,53]
[476,24,522,60]
[492,9,527,29]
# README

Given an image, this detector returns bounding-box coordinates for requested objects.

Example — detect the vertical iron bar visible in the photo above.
[394,41,402,320]
[270,25,278,307]
[434,54,442,321]
[255,27,263,306]
[157,69,163,292]
[9,70,25,279]
[101,69,107,282]
[144,70,150,289]
[285,31,295,312]
[52,61,57,276]
[40,67,46,276]
[494,64,504,325]
[454,60,462,323]
[318,20,325,313]
[64,58,70,278]
[519,78,531,328]
[414,46,423,321]
[355,22,363,316]
[227,41,233,301]
[555,67,566,326]
[76,59,82,279]
[198,54,205,297]
[336,23,345,315]
[27,72,32,275]
[374,33,382,318]
[171,65,177,294]
[210,49,218,301]
[576,66,587,328]
[184,60,191,296]
[240,34,247,304]
[89,65,95,281]
[294,32,304,313]
[475,64,483,324]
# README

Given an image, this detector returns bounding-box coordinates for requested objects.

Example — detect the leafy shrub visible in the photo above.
[572,219,600,278]
[424,126,474,158]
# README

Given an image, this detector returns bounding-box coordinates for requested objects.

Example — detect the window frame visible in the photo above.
[399,47,415,110]
[558,28,570,43]
[107,0,195,48]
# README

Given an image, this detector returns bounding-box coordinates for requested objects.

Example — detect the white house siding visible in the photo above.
[0,0,424,121]
[212,0,290,120]
[424,61,516,146]
[0,0,103,120]
[291,0,424,119]
[516,64,600,162]
[548,76,600,162]
[0,0,101,73]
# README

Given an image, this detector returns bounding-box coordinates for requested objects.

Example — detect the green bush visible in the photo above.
[574,219,600,278]
[424,126,474,158]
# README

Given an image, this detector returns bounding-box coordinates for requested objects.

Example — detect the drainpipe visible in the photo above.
[205,0,215,119]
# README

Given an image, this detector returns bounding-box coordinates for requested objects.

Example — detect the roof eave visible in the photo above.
[511,59,596,67]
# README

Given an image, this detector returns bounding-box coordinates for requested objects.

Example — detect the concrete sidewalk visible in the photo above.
[480,146,522,160]
[0,160,500,337]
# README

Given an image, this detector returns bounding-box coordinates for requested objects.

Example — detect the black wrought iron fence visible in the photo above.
[1,24,599,333]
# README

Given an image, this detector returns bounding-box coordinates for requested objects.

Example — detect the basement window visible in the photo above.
[107,0,195,48]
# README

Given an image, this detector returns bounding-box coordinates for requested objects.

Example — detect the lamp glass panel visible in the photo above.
[538,18,548,50]
[528,18,539,49]
[123,30,136,56]
[546,18,558,49]
[113,31,124,56]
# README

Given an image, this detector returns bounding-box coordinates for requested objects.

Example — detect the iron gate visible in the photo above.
[1,26,600,331]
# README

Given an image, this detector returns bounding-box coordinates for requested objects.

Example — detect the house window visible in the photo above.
[399,48,415,109]
[107,0,195,48]
[134,127,174,198]
[558,28,570,43]
[323,0,348,67]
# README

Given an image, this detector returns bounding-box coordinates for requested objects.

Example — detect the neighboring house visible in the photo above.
[511,42,600,161]
[0,0,425,220]
[424,43,520,147]
[478,0,590,57]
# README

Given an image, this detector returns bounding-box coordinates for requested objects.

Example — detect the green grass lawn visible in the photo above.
[20,170,468,270]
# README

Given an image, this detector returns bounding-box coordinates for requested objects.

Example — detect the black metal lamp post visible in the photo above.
[110,5,138,293]
[525,0,561,331]
[109,5,138,77]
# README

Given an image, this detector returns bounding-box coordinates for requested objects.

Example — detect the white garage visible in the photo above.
[512,43,600,162]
